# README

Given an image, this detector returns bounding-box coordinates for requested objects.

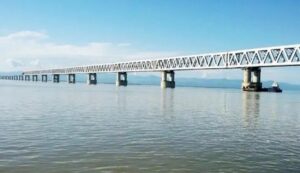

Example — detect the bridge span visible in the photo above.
[1,44,300,91]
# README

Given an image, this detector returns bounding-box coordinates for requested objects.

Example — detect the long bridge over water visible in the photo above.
[1,44,300,91]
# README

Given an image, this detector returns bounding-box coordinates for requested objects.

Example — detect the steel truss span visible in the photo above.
[23,44,300,75]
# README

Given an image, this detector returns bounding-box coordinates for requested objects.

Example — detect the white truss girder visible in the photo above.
[23,44,300,75]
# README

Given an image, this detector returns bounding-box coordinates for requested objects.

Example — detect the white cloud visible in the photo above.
[5,31,48,40]
[6,58,24,68]
[0,31,180,71]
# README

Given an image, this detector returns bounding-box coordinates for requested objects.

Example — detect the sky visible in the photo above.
[0,0,300,83]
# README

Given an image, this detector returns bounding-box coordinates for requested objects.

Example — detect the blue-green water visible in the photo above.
[0,81,299,173]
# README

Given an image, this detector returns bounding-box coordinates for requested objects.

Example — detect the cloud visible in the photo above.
[0,31,180,71]
[5,31,48,40]
[6,58,24,68]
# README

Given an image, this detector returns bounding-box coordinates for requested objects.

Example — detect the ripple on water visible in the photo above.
[0,82,299,173]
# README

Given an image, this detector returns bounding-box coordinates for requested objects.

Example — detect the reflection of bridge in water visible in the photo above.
[242,92,260,127]
[1,44,300,91]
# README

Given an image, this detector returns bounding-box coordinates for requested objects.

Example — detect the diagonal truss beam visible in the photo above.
[23,44,300,75]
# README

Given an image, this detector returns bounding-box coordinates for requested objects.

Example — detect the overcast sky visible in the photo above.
[0,0,300,83]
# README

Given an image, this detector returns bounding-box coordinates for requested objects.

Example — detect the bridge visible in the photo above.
[1,44,300,91]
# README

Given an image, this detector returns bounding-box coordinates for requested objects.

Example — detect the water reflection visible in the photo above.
[1,82,300,173]
[160,89,175,115]
[242,92,260,127]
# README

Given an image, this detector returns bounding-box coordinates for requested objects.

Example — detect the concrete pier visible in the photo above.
[25,75,30,81]
[161,70,175,88]
[42,75,48,82]
[68,74,76,84]
[242,67,262,91]
[116,72,127,86]
[32,75,38,82]
[19,75,24,80]
[53,74,60,83]
[252,68,262,89]
[87,73,97,85]
[242,68,251,89]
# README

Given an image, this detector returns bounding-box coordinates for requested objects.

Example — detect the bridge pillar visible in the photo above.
[42,75,48,82]
[242,67,262,91]
[19,75,24,80]
[252,68,261,83]
[25,75,30,81]
[242,68,251,89]
[87,73,97,85]
[53,74,60,83]
[68,74,76,84]
[116,72,127,87]
[32,75,38,82]
[161,71,175,88]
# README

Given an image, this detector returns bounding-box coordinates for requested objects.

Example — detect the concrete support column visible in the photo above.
[87,73,97,85]
[32,75,38,82]
[25,75,30,81]
[252,68,261,83]
[19,75,24,80]
[242,68,251,90]
[53,74,60,83]
[42,75,48,82]
[116,72,127,86]
[68,74,76,84]
[242,67,262,91]
[161,70,175,88]
[252,67,262,90]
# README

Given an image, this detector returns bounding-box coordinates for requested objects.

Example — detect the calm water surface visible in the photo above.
[0,81,299,173]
